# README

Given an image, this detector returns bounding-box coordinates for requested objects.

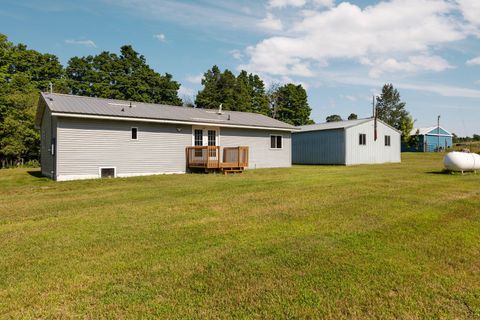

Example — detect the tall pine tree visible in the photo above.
[195,66,269,115]
[272,84,313,126]
[376,83,413,142]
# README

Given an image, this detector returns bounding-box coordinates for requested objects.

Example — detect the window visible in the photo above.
[100,168,115,178]
[207,130,216,146]
[194,129,203,157]
[194,129,203,146]
[385,135,391,146]
[131,127,138,140]
[270,135,282,149]
[208,130,217,157]
[359,133,366,145]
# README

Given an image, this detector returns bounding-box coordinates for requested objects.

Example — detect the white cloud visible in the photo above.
[466,56,480,66]
[153,33,166,42]
[268,0,334,8]
[185,74,203,84]
[230,49,243,60]
[324,73,480,98]
[257,12,283,31]
[242,0,466,78]
[178,85,195,97]
[367,55,454,78]
[64,39,96,48]
[457,0,480,30]
[268,0,306,8]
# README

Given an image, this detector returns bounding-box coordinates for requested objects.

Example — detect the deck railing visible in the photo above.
[222,146,249,168]
[186,146,249,169]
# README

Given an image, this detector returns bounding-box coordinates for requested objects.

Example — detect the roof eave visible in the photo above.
[50,112,298,132]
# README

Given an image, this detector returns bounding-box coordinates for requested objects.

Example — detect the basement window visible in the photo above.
[270,135,283,149]
[359,133,366,145]
[131,127,138,140]
[385,135,391,146]
[100,168,115,178]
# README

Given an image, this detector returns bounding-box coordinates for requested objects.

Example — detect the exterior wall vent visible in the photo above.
[100,167,115,178]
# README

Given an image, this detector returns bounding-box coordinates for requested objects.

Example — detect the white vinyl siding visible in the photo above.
[221,128,291,169]
[56,117,191,180]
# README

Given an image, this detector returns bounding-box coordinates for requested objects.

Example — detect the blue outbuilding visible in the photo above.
[402,126,453,152]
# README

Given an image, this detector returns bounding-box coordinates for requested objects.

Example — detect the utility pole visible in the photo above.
[372,95,375,118]
[437,115,440,152]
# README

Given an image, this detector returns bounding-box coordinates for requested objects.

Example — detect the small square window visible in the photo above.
[271,135,283,149]
[359,133,366,145]
[385,135,391,146]
[131,127,138,140]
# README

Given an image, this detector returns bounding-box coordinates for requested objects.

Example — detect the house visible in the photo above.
[35,93,297,181]
[292,118,401,165]
[402,126,453,152]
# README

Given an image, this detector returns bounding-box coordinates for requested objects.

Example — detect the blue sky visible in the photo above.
[1,0,479,135]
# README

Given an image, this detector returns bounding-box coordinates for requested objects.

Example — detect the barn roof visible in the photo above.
[296,118,401,133]
[296,119,371,132]
[410,126,453,136]
[36,93,297,131]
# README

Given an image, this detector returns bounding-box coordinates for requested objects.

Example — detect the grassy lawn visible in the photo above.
[1,153,479,319]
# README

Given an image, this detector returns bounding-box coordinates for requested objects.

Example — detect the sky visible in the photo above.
[1,0,479,136]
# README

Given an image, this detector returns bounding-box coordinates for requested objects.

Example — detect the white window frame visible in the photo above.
[98,167,116,178]
[359,133,366,146]
[131,127,138,140]
[385,135,391,147]
[191,126,220,146]
[270,134,283,150]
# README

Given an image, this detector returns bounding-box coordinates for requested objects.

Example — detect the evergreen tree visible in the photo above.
[376,83,413,142]
[195,66,269,115]
[348,113,358,120]
[274,84,313,126]
[326,114,343,122]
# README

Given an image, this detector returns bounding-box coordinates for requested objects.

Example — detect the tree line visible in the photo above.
[0,34,313,164]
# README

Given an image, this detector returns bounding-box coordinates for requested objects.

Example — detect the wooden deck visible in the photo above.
[186,146,249,173]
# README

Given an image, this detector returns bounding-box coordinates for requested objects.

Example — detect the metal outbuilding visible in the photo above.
[292,118,401,165]
[402,126,453,152]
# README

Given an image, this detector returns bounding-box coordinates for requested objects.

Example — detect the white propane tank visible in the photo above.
[443,151,480,172]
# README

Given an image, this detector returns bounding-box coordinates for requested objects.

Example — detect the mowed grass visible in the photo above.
[0,153,479,319]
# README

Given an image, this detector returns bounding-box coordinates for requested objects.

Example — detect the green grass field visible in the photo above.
[1,153,479,319]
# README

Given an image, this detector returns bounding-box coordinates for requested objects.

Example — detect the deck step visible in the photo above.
[222,168,244,175]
